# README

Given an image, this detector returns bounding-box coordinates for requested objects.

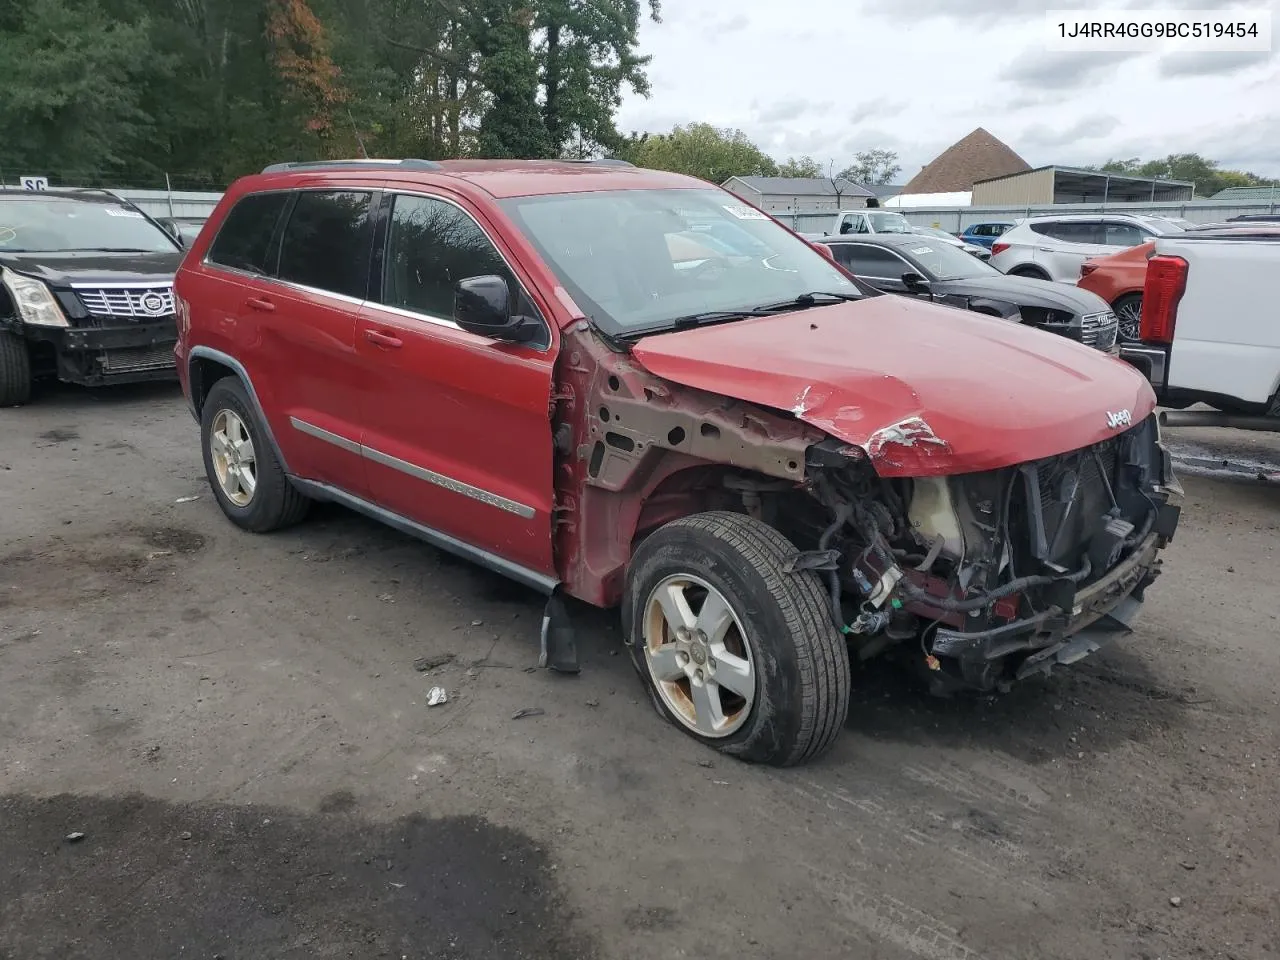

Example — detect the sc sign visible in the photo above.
[20,176,49,191]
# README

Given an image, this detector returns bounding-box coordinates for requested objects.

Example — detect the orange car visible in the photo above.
[1077,241,1154,341]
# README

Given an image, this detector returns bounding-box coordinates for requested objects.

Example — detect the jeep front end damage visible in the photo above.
[551,321,826,607]
[551,323,1181,693]
[796,412,1182,692]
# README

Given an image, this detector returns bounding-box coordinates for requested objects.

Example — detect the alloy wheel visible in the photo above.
[209,408,257,507]
[1116,298,1142,341]
[642,573,756,738]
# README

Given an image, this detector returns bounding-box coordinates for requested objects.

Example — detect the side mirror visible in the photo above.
[454,275,540,343]
[811,241,835,262]
[901,271,930,292]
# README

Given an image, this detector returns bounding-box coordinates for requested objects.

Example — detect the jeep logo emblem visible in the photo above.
[1106,409,1132,430]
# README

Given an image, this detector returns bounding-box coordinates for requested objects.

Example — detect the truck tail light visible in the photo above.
[1141,254,1187,344]
[990,241,1010,257]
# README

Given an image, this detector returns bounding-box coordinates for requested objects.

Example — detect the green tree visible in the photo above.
[472,2,553,158]
[0,0,154,177]
[628,123,778,183]
[837,149,901,186]
[0,0,662,184]
[535,0,661,156]
[777,156,823,178]
[1096,152,1277,196]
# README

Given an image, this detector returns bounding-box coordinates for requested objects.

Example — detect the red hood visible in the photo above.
[631,297,1157,477]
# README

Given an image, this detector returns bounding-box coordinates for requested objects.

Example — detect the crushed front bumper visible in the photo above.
[927,462,1182,694]
[26,319,178,386]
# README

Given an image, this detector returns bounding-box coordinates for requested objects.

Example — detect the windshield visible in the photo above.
[0,196,178,253]
[902,240,1000,281]
[499,188,860,337]
[913,225,960,242]
[1140,216,1189,235]
[868,212,913,233]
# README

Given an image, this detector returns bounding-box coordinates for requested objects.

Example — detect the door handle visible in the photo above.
[245,296,275,312]
[364,329,403,349]
[1036,246,1054,252]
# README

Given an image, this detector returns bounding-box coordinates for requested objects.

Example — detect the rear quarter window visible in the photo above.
[1031,221,1101,244]
[206,192,290,275]
[277,190,375,299]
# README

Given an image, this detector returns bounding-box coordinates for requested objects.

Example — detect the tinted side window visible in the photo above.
[1032,221,1101,244]
[277,191,375,299]
[207,192,289,275]
[1103,221,1144,246]
[382,194,518,321]
[832,244,909,277]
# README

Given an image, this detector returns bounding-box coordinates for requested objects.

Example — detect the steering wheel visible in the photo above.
[683,256,730,281]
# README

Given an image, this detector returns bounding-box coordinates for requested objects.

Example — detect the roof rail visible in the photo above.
[66,186,128,202]
[558,158,634,167]
[261,159,443,174]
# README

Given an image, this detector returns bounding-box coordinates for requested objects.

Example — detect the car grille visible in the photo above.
[72,284,176,321]
[1080,311,1118,350]
[99,345,176,374]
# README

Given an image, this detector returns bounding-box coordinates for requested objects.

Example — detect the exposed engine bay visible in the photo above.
[764,414,1182,692]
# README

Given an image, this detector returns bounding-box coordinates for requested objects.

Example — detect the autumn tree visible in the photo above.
[266,0,348,147]
[0,0,663,182]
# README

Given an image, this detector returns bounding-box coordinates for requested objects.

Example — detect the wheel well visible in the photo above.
[1008,265,1049,280]
[189,357,239,415]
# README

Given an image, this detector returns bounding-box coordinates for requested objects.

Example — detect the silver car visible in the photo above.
[988,214,1190,282]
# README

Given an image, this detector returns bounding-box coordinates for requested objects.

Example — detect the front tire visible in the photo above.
[0,331,32,406]
[200,377,309,532]
[624,511,850,766]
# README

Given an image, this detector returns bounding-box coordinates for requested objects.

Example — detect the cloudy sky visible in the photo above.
[616,0,1279,181]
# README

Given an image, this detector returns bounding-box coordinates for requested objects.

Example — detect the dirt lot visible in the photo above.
[2,382,1278,960]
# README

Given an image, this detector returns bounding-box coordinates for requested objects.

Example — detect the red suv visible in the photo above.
[175,158,1182,766]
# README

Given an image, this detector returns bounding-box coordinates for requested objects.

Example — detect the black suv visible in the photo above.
[0,189,183,404]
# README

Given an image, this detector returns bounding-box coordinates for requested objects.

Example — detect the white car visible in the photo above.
[988,214,1191,282]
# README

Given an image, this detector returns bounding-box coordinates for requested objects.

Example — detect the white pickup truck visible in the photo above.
[1121,224,1280,428]
[816,209,988,258]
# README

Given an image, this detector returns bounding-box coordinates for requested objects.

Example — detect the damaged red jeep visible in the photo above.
[174,158,1182,766]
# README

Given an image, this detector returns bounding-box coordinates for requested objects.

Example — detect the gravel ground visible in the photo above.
[2,382,1278,960]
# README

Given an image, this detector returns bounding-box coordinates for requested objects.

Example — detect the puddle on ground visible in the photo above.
[0,792,594,960]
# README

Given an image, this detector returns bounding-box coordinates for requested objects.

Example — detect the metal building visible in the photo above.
[721,176,874,214]
[972,166,1196,205]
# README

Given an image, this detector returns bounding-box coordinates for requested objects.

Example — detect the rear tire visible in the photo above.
[1113,293,1142,342]
[201,377,309,532]
[0,331,32,406]
[624,511,850,767]
[1008,266,1050,281]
